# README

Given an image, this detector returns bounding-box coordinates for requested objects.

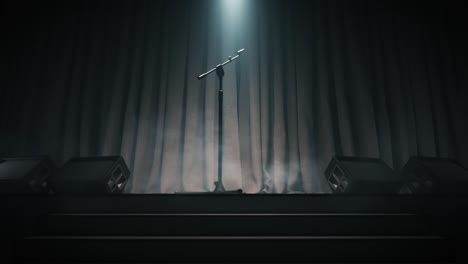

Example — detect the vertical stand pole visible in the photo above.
[214,66,226,192]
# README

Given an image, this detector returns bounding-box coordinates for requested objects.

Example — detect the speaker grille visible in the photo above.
[328,165,348,192]
[107,165,127,192]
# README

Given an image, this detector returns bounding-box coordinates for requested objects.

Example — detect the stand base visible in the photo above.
[174,189,243,194]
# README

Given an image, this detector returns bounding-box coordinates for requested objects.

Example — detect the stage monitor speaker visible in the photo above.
[0,156,54,194]
[399,156,468,194]
[325,156,400,194]
[51,156,130,195]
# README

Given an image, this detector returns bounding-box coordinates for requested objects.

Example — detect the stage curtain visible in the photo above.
[2,0,467,193]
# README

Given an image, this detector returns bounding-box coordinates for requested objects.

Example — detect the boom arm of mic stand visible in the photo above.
[198,67,217,80]
[197,49,245,80]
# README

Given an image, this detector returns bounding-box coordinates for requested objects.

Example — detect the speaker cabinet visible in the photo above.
[399,156,468,194]
[325,156,400,194]
[0,156,54,194]
[51,156,130,195]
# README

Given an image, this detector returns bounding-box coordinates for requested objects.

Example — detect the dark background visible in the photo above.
[2,0,467,193]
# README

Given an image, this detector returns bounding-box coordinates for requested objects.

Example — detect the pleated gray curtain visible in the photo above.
[2,0,467,193]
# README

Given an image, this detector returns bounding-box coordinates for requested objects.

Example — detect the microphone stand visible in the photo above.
[197,48,245,193]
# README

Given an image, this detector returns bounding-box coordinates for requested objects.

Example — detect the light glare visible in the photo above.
[222,0,245,22]
[224,0,243,10]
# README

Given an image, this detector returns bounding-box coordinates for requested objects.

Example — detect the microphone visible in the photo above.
[237,48,245,55]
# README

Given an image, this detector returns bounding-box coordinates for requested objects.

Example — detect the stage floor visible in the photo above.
[2,194,467,263]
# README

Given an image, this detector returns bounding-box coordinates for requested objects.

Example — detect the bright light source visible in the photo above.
[224,0,243,10]
[221,0,246,24]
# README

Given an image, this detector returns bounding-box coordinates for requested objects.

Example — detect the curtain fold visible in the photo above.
[2,0,467,193]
